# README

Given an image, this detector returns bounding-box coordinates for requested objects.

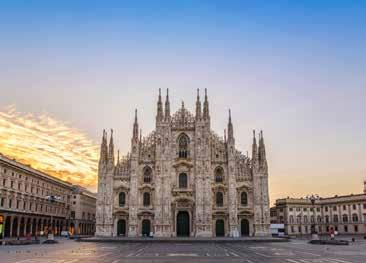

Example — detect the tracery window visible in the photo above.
[216,192,223,207]
[119,192,126,207]
[143,166,152,184]
[241,192,248,206]
[178,134,189,158]
[143,192,150,207]
[179,173,188,188]
[215,167,224,183]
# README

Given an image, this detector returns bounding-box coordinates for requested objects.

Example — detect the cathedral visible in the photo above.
[96,89,270,238]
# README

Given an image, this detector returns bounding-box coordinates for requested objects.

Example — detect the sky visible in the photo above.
[0,1,365,204]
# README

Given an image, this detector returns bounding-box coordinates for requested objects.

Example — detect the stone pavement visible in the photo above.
[0,238,366,263]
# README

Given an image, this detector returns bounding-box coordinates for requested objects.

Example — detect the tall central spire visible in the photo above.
[108,129,115,164]
[195,88,202,119]
[203,88,210,120]
[164,88,170,121]
[156,88,164,122]
[133,109,139,141]
[227,109,234,143]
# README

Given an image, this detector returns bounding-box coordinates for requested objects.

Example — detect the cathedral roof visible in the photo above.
[171,102,196,130]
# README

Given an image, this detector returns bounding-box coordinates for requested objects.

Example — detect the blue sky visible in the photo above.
[0,1,365,201]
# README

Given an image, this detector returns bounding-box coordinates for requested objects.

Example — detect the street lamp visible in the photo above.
[306,194,320,241]
[46,195,61,240]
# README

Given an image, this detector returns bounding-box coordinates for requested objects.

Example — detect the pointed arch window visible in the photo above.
[179,173,188,188]
[143,166,152,184]
[178,134,189,158]
[216,192,223,207]
[215,167,224,183]
[119,192,126,207]
[143,192,150,207]
[241,192,248,206]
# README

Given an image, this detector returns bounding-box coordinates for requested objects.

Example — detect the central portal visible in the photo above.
[176,211,190,237]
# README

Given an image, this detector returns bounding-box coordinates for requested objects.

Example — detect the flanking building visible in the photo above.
[0,153,96,238]
[271,182,366,236]
[70,185,96,236]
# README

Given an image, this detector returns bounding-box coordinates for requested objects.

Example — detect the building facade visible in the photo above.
[70,186,96,236]
[96,89,270,238]
[0,153,96,238]
[272,183,366,235]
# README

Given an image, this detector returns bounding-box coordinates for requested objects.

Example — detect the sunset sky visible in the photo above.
[0,1,365,204]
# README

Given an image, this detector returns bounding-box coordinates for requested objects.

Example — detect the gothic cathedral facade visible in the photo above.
[96,89,270,237]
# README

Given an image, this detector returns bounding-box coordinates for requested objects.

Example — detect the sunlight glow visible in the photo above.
[0,105,98,190]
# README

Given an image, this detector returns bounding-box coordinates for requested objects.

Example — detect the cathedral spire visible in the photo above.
[252,130,258,162]
[156,88,164,122]
[259,130,267,168]
[203,88,210,120]
[224,129,227,143]
[99,129,108,164]
[227,109,234,143]
[108,129,115,164]
[133,109,139,141]
[165,88,170,121]
[195,88,202,120]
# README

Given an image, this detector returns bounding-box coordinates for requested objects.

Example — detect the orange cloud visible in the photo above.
[0,105,98,191]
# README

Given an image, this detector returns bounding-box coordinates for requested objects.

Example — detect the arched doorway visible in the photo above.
[19,218,25,237]
[141,219,150,237]
[216,219,225,237]
[117,219,126,236]
[12,217,18,237]
[4,216,11,237]
[69,223,75,235]
[241,219,250,236]
[176,211,189,237]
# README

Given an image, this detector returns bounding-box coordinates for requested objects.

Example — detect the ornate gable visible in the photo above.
[171,103,196,130]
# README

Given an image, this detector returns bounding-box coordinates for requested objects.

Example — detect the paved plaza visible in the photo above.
[1,238,366,263]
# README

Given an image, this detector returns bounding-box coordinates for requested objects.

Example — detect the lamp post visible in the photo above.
[306,194,320,241]
[46,195,61,240]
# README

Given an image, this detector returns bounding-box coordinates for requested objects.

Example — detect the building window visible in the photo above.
[178,173,188,188]
[119,192,126,207]
[311,216,315,223]
[0,198,3,207]
[2,179,6,186]
[352,213,359,222]
[296,207,301,212]
[143,166,152,184]
[325,215,329,223]
[297,215,301,223]
[352,204,357,210]
[70,211,75,219]
[240,192,248,206]
[178,134,189,158]
[16,200,20,209]
[298,226,301,233]
[344,225,348,232]
[8,199,12,208]
[290,226,294,233]
[304,215,308,223]
[289,207,293,212]
[342,214,348,223]
[343,205,347,210]
[289,215,294,224]
[216,192,223,207]
[143,192,150,207]
[316,207,320,212]
[354,225,358,232]
[317,216,322,223]
[363,204,366,209]
[305,226,308,233]
[10,181,14,189]
[333,214,339,223]
[325,206,328,212]
[214,167,224,183]
[303,208,307,211]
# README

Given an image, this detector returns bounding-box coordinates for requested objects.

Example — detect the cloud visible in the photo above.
[0,105,98,190]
